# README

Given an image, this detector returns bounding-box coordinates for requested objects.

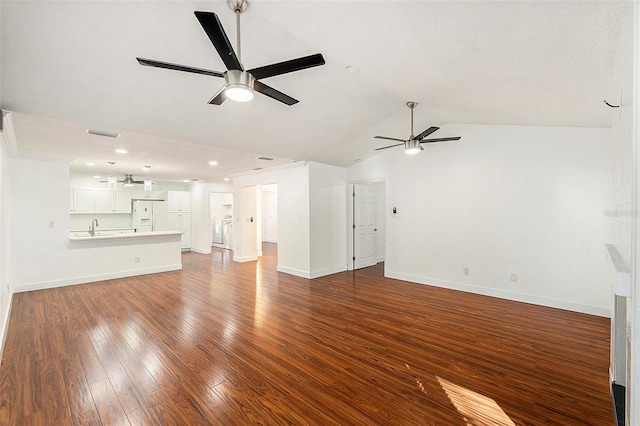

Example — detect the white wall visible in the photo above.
[10,158,181,292]
[349,124,612,316]
[374,181,386,262]
[608,1,635,422]
[232,163,310,276]
[309,162,348,277]
[238,185,258,261]
[0,130,12,362]
[261,188,277,243]
[190,182,210,254]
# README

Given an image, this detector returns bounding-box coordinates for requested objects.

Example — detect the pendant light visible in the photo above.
[143,166,153,191]
[107,162,117,189]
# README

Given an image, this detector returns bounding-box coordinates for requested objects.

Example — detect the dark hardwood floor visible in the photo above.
[0,243,613,425]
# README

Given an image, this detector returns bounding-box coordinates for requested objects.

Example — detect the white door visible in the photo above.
[354,184,377,269]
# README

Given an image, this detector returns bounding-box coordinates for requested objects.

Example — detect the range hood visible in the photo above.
[131,190,166,201]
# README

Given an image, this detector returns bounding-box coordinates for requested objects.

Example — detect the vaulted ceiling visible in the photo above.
[0,1,627,183]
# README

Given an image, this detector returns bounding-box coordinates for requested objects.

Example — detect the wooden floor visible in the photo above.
[0,243,613,425]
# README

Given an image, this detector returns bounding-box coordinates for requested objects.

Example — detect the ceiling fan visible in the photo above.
[100,174,144,186]
[375,102,461,154]
[136,0,325,106]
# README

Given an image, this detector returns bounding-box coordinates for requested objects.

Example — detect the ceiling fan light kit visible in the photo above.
[136,0,325,106]
[224,70,255,102]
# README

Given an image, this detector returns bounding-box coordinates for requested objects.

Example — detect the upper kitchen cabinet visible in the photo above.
[168,191,191,212]
[70,188,132,214]
[222,193,233,205]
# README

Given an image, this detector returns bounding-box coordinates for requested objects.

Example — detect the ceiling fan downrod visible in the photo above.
[228,0,248,66]
[407,101,417,138]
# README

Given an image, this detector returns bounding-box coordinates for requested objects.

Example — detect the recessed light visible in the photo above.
[86,162,95,166]
[224,178,230,181]
[93,175,101,179]
[86,129,120,138]
[209,161,218,166]
[115,149,127,154]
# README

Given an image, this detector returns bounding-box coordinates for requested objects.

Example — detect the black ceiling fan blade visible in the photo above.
[254,80,298,106]
[415,126,440,141]
[375,142,405,151]
[420,137,462,144]
[194,11,242,71]
[136,58,224,78]
[208,86,227,105]
[248,53,325,80]
[374,136,406,143]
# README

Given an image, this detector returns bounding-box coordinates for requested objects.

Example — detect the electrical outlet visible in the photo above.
[48,221,55,228]
[463,268,470,276]
[510,273,518,283]
[135,257,141,264]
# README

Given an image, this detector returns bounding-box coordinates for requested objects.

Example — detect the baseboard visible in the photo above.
[233,255,258,262]
[276,264,348,279]
[190,247,211,255]
[277,265,311,279]
[13,264,183,293]
[0,293,13,367]
[377,256,385,263]
[385,271,611,317]
[310,265,348,279]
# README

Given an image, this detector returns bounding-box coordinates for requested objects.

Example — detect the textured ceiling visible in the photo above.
[0,1,627,182]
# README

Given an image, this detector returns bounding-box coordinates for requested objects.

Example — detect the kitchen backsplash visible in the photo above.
[70,213,133,230]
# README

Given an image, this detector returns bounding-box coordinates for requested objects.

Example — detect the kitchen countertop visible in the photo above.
[69,231,182,242]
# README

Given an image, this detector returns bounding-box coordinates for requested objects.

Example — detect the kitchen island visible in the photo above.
[14,230,184,293]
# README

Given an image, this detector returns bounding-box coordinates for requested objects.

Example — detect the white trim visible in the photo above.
[234,254,258,262]
[190,247,211,255]
[310,265,348,279]
[376,256,385,263]
[277,265,311,278]
[0,294,13,367]
[385,270,611,317]
[13,264,182,293]
[276,264,348,279]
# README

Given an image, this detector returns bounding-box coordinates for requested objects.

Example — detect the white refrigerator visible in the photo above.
[132,200,170,232]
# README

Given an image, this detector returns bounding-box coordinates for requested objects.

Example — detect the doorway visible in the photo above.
[350,181,386,270]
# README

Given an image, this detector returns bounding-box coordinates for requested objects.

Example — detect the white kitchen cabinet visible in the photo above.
[72,188,96,213]
[113,191,132,213]
[168,191,191,212]
[222,193,233,205]
[169,212,191,249]
[70,188,132,214]
[94,189,113,213]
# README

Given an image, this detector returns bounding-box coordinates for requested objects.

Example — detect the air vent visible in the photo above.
[253,167,262,171]
[256,156,273,161]
[86,129,120,138]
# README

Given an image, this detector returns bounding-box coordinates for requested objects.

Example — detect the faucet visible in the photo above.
[89,218,99,236]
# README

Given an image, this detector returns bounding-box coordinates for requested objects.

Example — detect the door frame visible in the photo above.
[347,178,387,271]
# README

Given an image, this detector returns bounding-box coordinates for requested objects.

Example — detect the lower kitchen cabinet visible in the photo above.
[169,212,191,249]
